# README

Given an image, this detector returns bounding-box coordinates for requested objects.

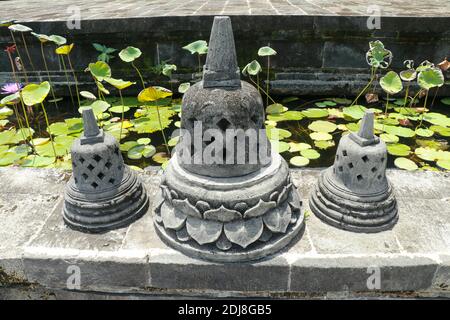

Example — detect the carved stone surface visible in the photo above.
[63,108,149,233]
[154,16,304,262]
[309,110,398,232]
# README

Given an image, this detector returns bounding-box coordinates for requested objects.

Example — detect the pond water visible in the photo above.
[2,92,448,172]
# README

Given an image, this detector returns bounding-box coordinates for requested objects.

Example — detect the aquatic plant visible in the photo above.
[182,40,208,73]
[119,46,145,89]
[93,43,117,63]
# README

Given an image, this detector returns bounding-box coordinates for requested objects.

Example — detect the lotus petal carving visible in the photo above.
[172,198,202,218]
[204,205,242,222]
[263,202,292,233]
[244,199,276,218]
[186,216,223,245]
[161,202,186,230]
[224,217,264,248]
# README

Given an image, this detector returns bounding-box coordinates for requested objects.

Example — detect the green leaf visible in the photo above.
[119,46,142,62]
[242,60,262,76]
[21,82,51,106]
[109,105,130,113]
[394,157,418,171]
[266,103,287,114]
[20,155,55,167]
[80,91,97,100]
[309,132,333,141]
[8,24,32,32]
[300,149,320,159]
[1,92,20,105]
[366,40,392,69]
[152,152,171,164]
[399,69,417,82]
[418,68,444,90]
[380,133,399,143]
[437,159,450,170]
[104,77,135,90]
[380,71,403,95]
[270,140,290,153]
[302,108,329,119]
[342,105,367,120]
[288,142,311,153]
[48,35,66,46]
[120,141,139,152]
[384,125,415,138]
[308,120,337,133]
[79,100,110,116]
[127,144,156,159]
[267,111,303,122]
[314,140,335,150]
[387,143,411,156]
[31,32,51,43]
[290,156,309,167]
[88,61,112,81]
[258,46,277,56]
[315,100,336,108]
[266,128,291,140]
[0,107,13,118]
[429,125,450,137]
[415,128,434,137]
[162,64,177,77]
[178,82,191,94]
[182,40,208,55]
[441,97,450,105]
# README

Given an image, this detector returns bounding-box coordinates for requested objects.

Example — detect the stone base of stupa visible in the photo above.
[154,153,304,262]
[63,167,149,233]
[310,167,398,233]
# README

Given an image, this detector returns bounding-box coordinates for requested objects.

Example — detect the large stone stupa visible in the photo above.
[154,16,304,262]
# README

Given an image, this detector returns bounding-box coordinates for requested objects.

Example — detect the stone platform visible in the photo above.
[0,167,449,298]
[1,0,449,96]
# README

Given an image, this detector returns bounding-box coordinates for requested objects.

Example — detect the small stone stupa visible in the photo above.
[154,16,304,262]
[63,108,149,233]
[309,110,398,232]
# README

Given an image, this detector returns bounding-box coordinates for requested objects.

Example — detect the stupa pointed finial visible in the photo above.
[203,16,241,88]
[357,109,375,140]
[350,109,379,146]
[81,107,104,144]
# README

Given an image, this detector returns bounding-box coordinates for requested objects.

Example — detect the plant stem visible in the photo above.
[132,61,145,89]
[431,86,439,107]
[350,67,377,106]
[59,54,76,108]
[10,31,29,83]
[66,53,81,108]
[384,93,390,116]
[417,91,429,129]
[249,76,276,105]
[21,33,36,72]
[198,54,201,74]
[155,105,170,155]
[12,104,27,142]
[40,43,58,109]
[18,95,35,150]
[40,102,57,160]
[402,82,410,109]
[266,56,270,106]
[118,90,125,143]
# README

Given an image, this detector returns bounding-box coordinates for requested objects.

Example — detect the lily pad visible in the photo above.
[55,44,74,55]
[437,159,450,170]
[300,149,320,159]
[258,46,277,56]
[380,133,399,143]
[302,108,329,119]
[267,111,303,122]
[315,100,336,108]
[266,128,291,140]
[342,105,367,120]
[384,125,415,138]
[418,68,444,90]
[21,155,55,167]
[394,157,418,171]
[152,152,171,164]
[109,105,130,113]
[80,91,96,100]
[429,125,450,137]
[182,40,208,55]
[288,142,311,153]
[290,156,309,167]
[104,77,135,90]
[119,46,142,62]
[387,143,411,156]
[88,61,111,81]
[380,71,403,94]
[127,144,156,160]
[242,60,262,76]
[270,140,290,153]
[308,120,337,133]
[138,86,172,102]
[22,82,51,106]
[309,132,333,141]
[266,103,287,114]
[178,82,191,94]
[415,128,434,137]
[314,140,335,149]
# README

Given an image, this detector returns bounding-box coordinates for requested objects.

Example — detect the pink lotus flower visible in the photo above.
[1,82,22,95]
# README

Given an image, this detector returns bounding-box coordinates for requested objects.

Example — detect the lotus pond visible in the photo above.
[0,24,449,172]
